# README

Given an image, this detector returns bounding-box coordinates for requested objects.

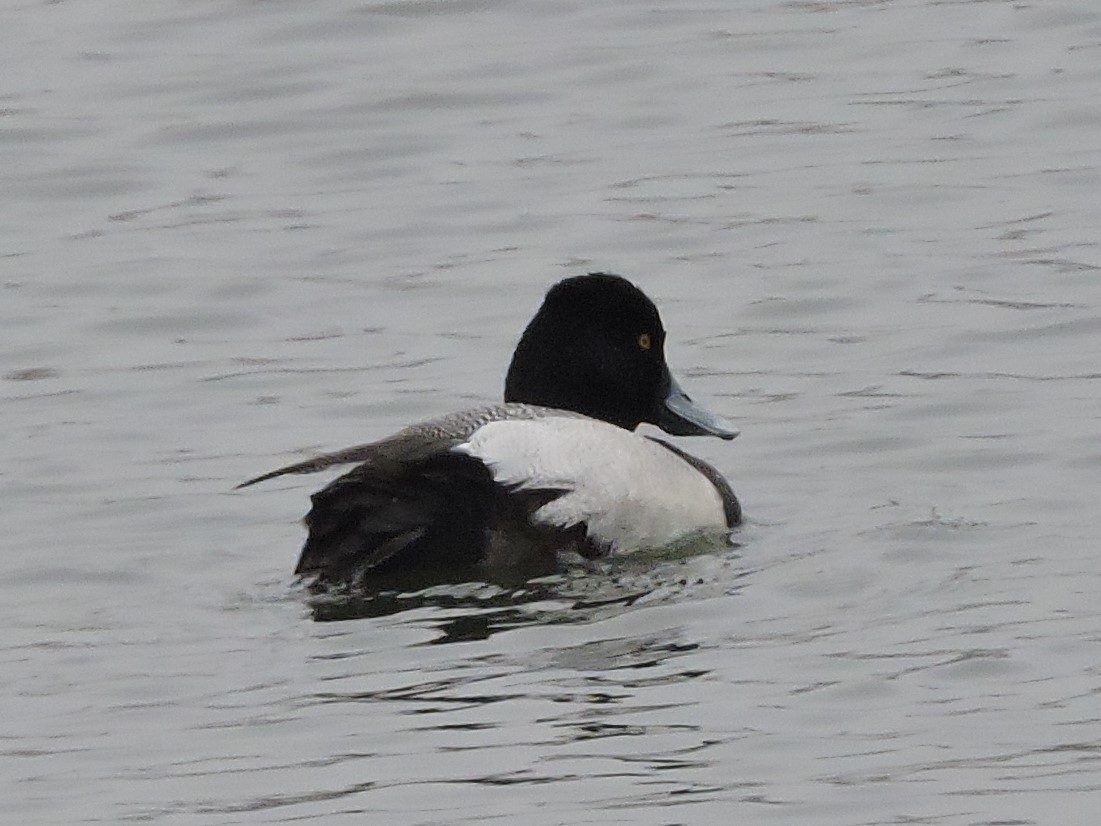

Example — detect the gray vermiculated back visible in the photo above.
[237,404,588,487]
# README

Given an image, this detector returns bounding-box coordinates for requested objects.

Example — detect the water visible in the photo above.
[3,0,1100,823]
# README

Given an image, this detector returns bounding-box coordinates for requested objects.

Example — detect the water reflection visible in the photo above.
[306,570,653,641]
[304,537,745,646]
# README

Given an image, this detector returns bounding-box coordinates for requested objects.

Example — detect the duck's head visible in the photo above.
[504,273,738,440]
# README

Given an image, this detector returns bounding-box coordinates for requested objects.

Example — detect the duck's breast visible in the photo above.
[455,417,729,553]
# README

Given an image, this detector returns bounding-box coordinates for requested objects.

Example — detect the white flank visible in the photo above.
[455,417,727,553]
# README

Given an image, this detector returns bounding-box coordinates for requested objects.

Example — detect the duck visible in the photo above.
[237,273,740,586]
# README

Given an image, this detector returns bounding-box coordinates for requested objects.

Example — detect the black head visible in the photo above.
[504,273,737,439]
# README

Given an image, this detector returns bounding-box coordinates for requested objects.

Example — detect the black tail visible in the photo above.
[296,452,497,586]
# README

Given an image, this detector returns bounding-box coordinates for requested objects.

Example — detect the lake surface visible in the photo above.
[3,0,1100,823]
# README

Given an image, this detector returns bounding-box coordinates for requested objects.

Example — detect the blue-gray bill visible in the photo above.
[658,376,739,440]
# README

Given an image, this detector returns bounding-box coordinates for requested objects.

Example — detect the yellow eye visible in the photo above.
[638,333,652,351]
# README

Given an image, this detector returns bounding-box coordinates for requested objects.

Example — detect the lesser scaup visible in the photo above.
[238,273,740,585]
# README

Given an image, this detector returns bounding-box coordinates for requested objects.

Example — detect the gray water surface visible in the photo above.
[3,1,1100,824]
